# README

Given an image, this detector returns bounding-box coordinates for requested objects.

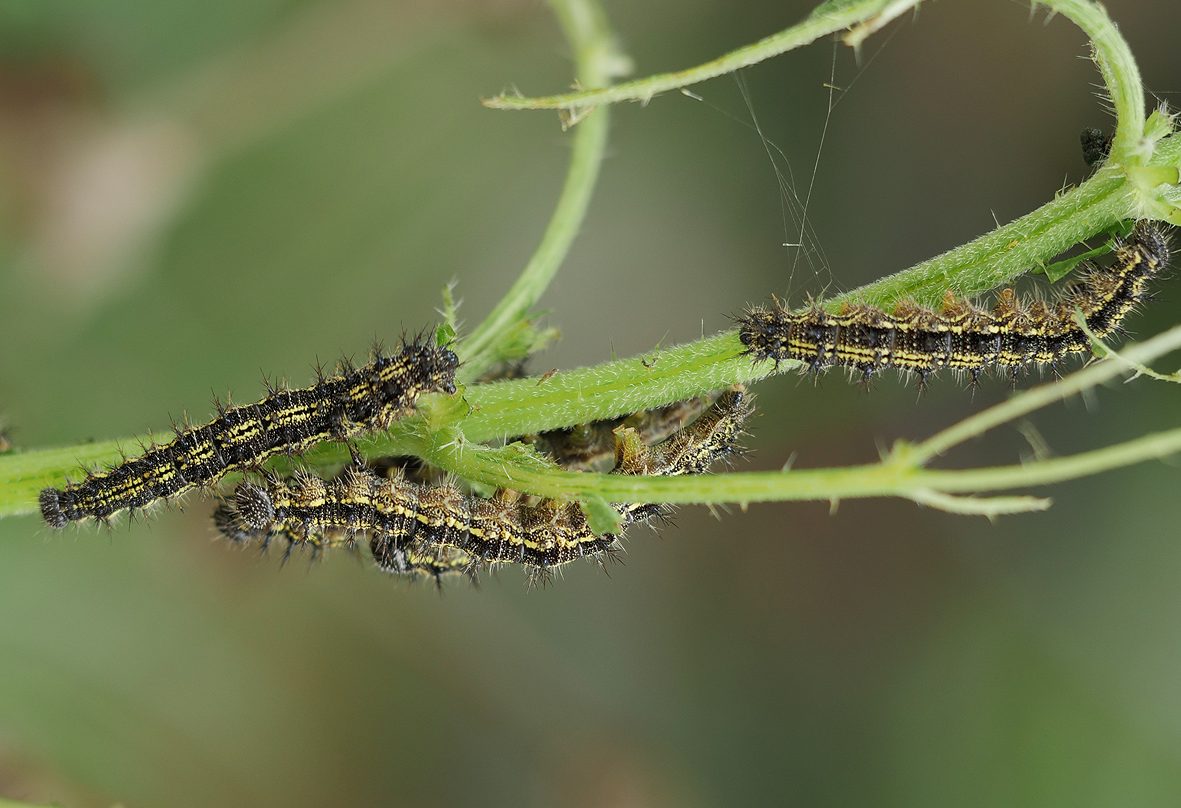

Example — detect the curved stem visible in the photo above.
[483,0,1133,141]
[411,418,1181,507]
[905,324,1181,466]
[483,0,918,112]
[398,329,1181,515]
[1047,0,1145,164]
[457,0,622,381]
[2,0,1177,522]
[2,143,1175,519]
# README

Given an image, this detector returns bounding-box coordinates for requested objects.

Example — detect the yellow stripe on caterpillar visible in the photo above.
[739,222,1169,385]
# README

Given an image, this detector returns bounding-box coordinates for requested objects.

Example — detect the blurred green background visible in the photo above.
[3,1,1181,805]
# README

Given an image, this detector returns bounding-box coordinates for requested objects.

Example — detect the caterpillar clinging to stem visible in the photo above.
[739,221,1170,385]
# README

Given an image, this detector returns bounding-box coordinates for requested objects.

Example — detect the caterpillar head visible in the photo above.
[233,482,276,531]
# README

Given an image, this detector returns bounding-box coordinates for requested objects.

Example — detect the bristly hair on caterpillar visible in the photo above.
[738,221,1170,386]
[212,499,480,583]
[39,335,459,529]
[522,392,722,473]
[213,387,752,583]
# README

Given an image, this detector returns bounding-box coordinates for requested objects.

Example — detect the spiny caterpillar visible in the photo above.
[524,392,721,473]
[213,502,479,582]
[215,387,752,581]
[211,394,726,581]
[739,221,1169,384]
[40,336,459,529]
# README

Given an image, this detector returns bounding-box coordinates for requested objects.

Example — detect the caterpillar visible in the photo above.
[523,392,721,473]
[738,221,1169,384]
[40,336,459,529]
[214,500,479,582]
[211,393,731,580]
[215,387,752,581]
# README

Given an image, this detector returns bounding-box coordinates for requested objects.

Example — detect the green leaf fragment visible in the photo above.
[581,494,623,535]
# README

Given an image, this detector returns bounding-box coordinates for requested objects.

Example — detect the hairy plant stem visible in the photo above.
[484,0,921,111]
[1,0,1178,521]
[906,324,1181,466]
[456,0,623,382]
[419,423,1181,509]
[395,327,1181,516]
[2,142,1177,518]
[482,0,1142,149]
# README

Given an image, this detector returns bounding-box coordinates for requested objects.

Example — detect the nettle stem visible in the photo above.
[483,0,925,112]
[2,0,1179,521]
[455,0,624,382]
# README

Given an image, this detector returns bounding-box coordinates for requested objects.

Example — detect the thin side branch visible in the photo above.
[482,0,918,112]
[904,324,1181,466]
[456,0,626,381]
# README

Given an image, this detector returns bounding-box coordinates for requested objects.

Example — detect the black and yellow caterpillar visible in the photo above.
[40,337,458,528]
[215,387,752,581]
[739,222,1169,384]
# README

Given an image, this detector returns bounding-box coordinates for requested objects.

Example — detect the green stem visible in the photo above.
[2,143,1174,519]
[1082,326,1181,384]
[2,0,1177,522]
[456,0,622,381]
[410,421,1181,507]
[483,0,919,111]
[905,323,1181,466]
[426,134,1181,441]
[414,405,1181,509]
[1046,0,1144,164]
[904,490,1051,517]
[482,0,1133,138]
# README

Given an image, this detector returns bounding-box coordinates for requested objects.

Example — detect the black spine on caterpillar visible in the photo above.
[613,386,752,525]
[215,387,752,576]
[737,222,1169,385]
[39,335,459,529]
[214,491,478,583]
[223,467,615,573]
